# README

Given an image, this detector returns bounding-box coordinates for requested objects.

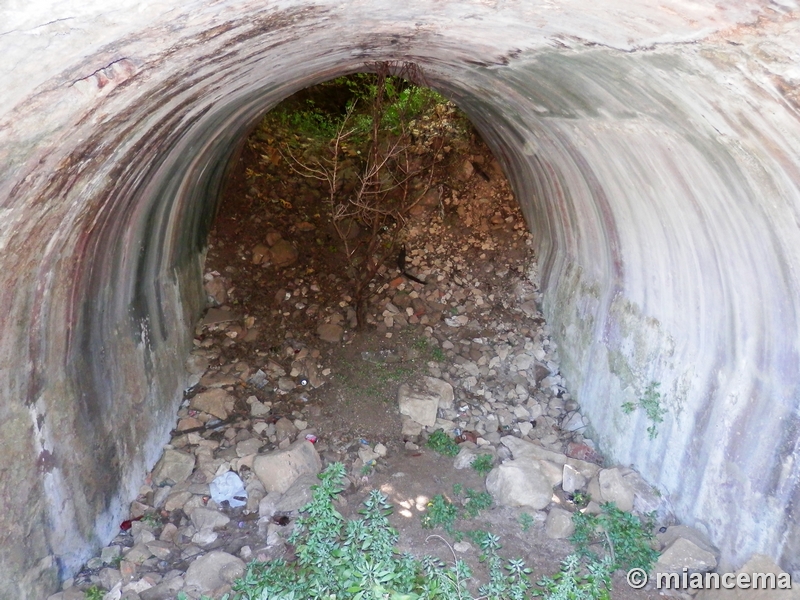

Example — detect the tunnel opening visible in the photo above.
[59,70,691,600]
[7,7,800,596]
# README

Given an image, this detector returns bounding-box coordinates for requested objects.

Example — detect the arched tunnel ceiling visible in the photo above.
[1,1,800,597]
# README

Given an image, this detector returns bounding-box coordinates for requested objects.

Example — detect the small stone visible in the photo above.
[252,244,270,264]
[101,545,122,564]
[99,568,122,591]
[192,529,219,546]
[124,544,153,565]
[270,239,298,267]
[545,507,575,539]
[398,377,454,428]
[485,458,553,510]
[374,443,388,457]
[562,464,586,494]
[274,417,297,442]
[250,401,271,417]
[236,437,262,457]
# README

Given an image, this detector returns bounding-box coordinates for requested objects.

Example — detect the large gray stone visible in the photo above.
[184,551,246,597]
[152,449,196,486]
[275,473,318,513]
[398,377,454,428]
[253,439,322,494]
[485,458,554,510]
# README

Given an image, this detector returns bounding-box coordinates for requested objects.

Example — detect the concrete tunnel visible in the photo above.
[1,0,799,596]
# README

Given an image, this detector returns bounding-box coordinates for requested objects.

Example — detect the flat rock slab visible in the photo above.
[202,308,239,325]
[190,507,231,532]
[253,439,322,494]
[398,376,454,428]
[191,388,234,420]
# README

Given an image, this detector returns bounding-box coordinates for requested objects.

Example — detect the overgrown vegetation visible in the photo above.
[225,465,658,599]
[421,485,494,539]
[231,463,526,599]
[621,381,668,440]
[258,62,469,327]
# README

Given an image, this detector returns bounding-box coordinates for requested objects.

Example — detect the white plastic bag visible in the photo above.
[209,471,248,508]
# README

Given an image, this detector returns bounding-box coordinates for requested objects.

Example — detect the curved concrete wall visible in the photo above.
[1,1,799,596]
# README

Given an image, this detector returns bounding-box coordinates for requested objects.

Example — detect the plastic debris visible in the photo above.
[209,471,248,508]
[305,434,318,443]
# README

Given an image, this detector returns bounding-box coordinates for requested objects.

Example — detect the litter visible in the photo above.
[209,471,248,508]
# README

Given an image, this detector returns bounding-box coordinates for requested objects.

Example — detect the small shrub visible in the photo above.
[84,587,104,600]
[571,502,659,572]
[421,493,459,535]
[470,453,494,476]
[462,489,493,518]
[621,381,668,440]
[519,512,535,532]
[427,430,460,457]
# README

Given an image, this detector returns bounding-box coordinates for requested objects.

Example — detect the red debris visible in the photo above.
[566,442,603,464]
[120,515,143,531]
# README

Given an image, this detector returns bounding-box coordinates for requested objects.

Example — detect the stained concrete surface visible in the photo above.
[1,1,799,597]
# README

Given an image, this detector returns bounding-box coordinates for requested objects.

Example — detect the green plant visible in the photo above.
[535,554,612,600]
[519,512,535,532]
[421,493,459,535]
[141,512,160,527]
[471,454,494,476]
[431,347,446,362]
[570,502,659,572]
[462,489,493,518]
[621,381,667,440]
[427,430,460,457]
[569,491,591,508]
[84,586,104,600]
